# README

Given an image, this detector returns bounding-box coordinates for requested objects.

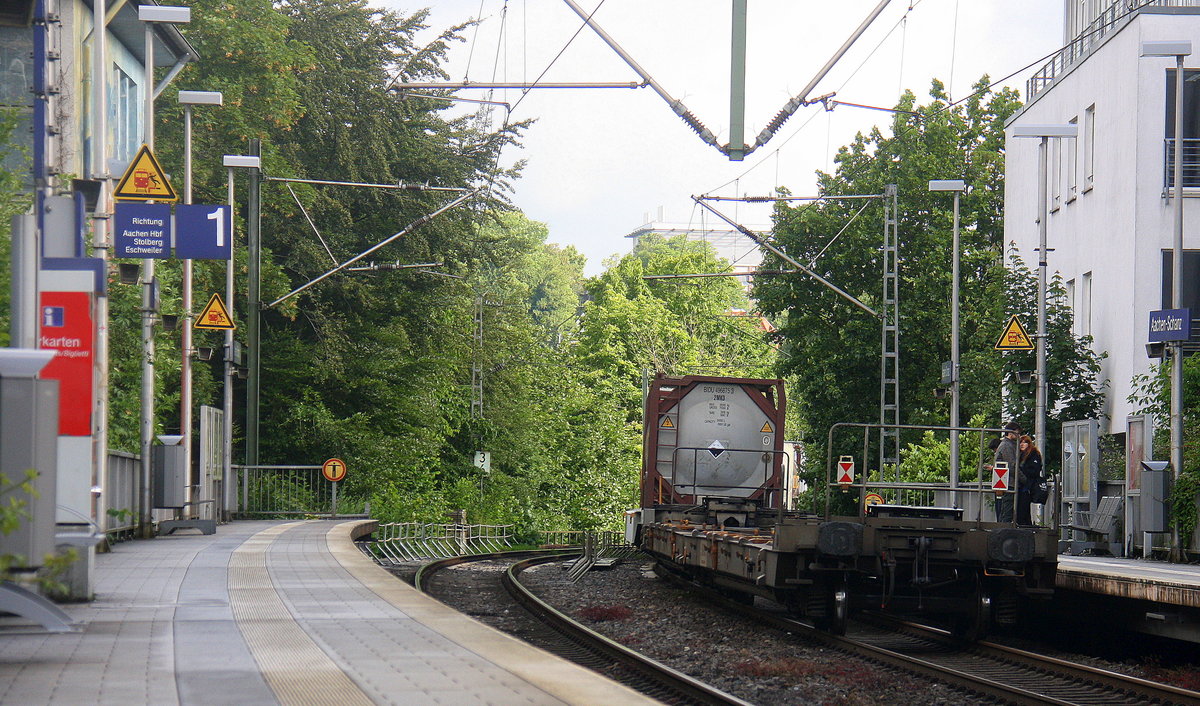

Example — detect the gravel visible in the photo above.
[519,559,976,706]
[390,555,1200,704]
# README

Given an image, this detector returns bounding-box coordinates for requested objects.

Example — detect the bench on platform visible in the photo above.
[1065,495,1122,555]
[159,500,217,535]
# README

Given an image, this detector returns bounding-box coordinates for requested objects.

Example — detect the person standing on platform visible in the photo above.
[993,422,1022,523]
[1017,434,1043,526]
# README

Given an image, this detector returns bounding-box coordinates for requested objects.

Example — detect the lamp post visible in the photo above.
[136,4,190,535]
[178,90,222,518]
[1141,40,1192,560]
[221,155,261,512]
[929,179,967,487]
[1011,125,1078,468]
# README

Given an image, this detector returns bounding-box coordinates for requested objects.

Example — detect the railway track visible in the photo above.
[654,564,1200,705]
[416,551,751,706]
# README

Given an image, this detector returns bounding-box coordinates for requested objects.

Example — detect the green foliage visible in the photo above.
[1129,355,1200,545]
[1000,249,1107,459]
[1170,466,1200,547]
[755,78,1106,489]
[0,470,76,595]
[0,107,33,346]
[577,234,776,417]
[756,78,1019,476]
[892,414,987,484]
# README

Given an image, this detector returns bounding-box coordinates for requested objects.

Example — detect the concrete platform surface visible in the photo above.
[1058,554,1200,607]
[0,520,656,705]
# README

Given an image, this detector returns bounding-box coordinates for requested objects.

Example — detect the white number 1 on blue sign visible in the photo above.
[207,208,225,248]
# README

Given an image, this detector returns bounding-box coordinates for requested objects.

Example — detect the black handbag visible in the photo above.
[1030,478,1050,505]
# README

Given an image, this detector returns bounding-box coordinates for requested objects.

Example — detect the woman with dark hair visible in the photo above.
[1017,435,1043,526]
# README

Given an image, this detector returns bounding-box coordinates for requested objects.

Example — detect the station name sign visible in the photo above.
[1148,308,1192,342]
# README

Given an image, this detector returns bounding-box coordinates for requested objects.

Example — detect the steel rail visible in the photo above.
[881,616,1200,706]
[415,551,749,705]
[655,565,1200,705]
[504,556,753,706]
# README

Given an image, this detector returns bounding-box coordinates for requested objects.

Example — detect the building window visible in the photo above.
[1161,250,1200,312]
[1084,104,1095,192]
[1080,271,1092,337]
[1164,69,1200,190]
[1066,278,1076,335]
[1067,116,1079,202]
[111,66,140,162]
[1051,135,1062,212]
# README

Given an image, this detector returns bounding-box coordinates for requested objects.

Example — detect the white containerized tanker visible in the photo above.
[627,374,1057,640]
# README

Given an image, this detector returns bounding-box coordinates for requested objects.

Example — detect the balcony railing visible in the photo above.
[1163,138,1200,190]
[1028,1,1200,101]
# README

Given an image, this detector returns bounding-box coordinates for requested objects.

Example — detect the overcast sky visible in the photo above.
[385,1,1064,275]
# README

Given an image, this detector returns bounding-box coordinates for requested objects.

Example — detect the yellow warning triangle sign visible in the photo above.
[660,416,674,428]
[195,293,236,330]
[994,315,1034,351]
[760,421,774,433]
[113,144,178,201]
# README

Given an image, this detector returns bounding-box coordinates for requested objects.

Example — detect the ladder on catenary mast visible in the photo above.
[879,184,901,472]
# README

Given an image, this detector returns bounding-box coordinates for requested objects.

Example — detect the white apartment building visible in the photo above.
[625,217,767,297]
[1005,0,1200,434]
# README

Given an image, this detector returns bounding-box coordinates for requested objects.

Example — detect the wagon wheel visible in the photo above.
[953,577,992,641]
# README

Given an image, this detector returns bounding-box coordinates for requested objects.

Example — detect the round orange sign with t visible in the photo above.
[322,458,347,482]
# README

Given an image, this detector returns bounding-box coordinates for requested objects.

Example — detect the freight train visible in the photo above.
[626,374,1058,639]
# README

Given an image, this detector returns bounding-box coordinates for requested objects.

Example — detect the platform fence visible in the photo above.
[367,522,516,564]
[232,465,367,518]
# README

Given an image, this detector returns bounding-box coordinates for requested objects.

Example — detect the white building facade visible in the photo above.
[1005,1,1200,434]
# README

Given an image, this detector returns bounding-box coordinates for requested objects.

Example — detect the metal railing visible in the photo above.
[366,522,514,564]
[232,465,364,518]
[824,422,1060,526]
[1163,138,1200,189]
[104,451,139,537]
[1027,1,1200,101]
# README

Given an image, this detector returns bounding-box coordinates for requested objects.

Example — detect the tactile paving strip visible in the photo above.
[228,522,374,706]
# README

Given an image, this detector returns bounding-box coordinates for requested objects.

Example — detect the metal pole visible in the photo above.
[1171,54,1186,559]
[140,23,156,536]
[728,0,747,161]
[1035,137,1048,459]
[224,167,235,510]
[182,104,194,518]
[91,0,110,539]
[246,140,261,468]
[950,190,961,487]
[10,215,37,349]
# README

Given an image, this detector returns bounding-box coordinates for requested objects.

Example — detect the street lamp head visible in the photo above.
[1011,124,1078,139]
[179,90,223,106]
[222,155,261,169]
[1141,40,1192,58]
[137,5,191,23]
[928,179,967,192]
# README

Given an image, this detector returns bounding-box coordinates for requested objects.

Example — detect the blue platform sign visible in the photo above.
[174,204,232,260]
[1149,308,1192,342]
[113,203,171,258]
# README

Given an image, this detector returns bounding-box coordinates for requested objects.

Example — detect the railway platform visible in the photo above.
[1055,554,1200,642]
[0,519,654,706]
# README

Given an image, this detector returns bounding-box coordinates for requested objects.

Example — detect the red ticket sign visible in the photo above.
[39,291,94,436]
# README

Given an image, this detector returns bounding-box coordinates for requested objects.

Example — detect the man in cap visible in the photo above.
[993,421,1022,523]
